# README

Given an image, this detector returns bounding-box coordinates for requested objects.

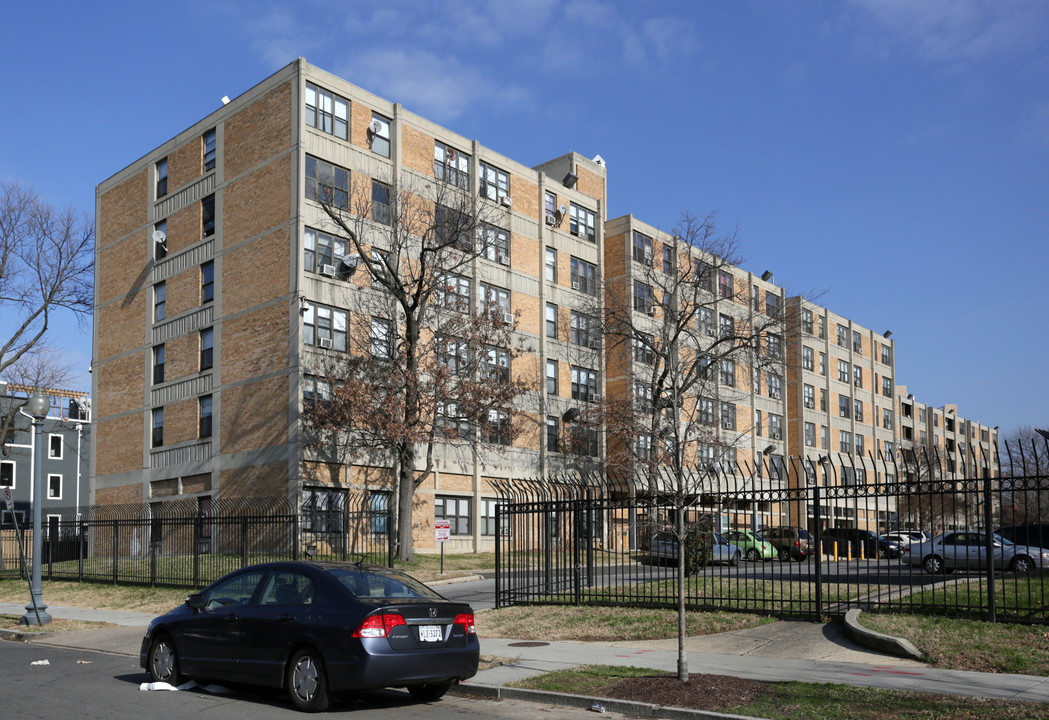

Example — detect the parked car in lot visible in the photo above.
[996,524,1049,550]
[822,528,902,559]
[883,530,931,546]
[649,531,742,566]
[905,531,1049,575]
[141,561,479,712]
[763,526,815,561]
[723,529,776,561]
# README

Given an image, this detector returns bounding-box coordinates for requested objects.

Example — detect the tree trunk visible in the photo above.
[676,504,688,682]
[396,440,416,562]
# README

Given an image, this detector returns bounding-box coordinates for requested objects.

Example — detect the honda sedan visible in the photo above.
[140,561,479,712]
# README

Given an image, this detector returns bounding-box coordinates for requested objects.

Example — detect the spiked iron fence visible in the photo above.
[494,441,1049,624]
[0,495,392,589]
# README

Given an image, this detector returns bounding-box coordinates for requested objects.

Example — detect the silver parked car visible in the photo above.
[649,531,742,566]
[905,531,1049,575]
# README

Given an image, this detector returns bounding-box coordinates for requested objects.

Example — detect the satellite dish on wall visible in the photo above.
[152,230,166,244]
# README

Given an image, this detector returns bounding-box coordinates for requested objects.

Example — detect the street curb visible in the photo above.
[0,627,52,642]
[453,682,770,720]
[427,574,486,586]
[843,609,923,661]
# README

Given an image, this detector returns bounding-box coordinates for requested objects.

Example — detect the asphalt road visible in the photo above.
[0,640,609,720]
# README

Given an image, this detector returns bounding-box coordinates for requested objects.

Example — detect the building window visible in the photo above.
[720,359,735,387]
[721,402,736,431]
[303,304,348,351]
[570,257,597,295]
[152,407,164,448]
[48,434,63,459]
[199,395,213,438]
[370,114,390,157]
[482,408,511,445]
[840,431,853,454]
[854,366,863,388]
[156,157,168,198]
[546,416,559,452]
[483,346,510,382]
[803,346,814,371]
[302,487,348,534]
[545,247,557,282]
[633,281,654,313]
[719,314,734,338]
[570,311,596,347]
[695,260,714,292]
[570,424,599,457]
[203,129,216,171]
[305,83,348,139]
[883,408,894,430]
[372,181,391,225]
[153,344,165,384]
[821,425,829,449]
[856,433,865,456]
[435,496,470,535]
[305,156,349,209]
[751,285,760,311]
[769,414,783,440]
[437,337,468,376]
[304,228,347,275]
[853,331,862,354]
[368,491,389,534]
[201,261,214,303]
[854,399,864,422]
[545,191,557,223]
[662,244,674,274]
[765,293,781,318]
[767,333,782,358]
[698,397,715,425]
[768,372,782,400]
[632,231,653,265]
[154,282,166,322]
[200,328,214,371]
[819,352,826,376]
[47,474,62,500]
[480,283,511,317]
[571,366,598,401]
[635,382,653,412]
[303,375,332,406]
[696,307,714,336]
[481,499,501,536]
[481,224,510,265]
[434,141,470,189]
[635,433,653,461]
[0,461,13,488]
[838,395,851,419]
[436,272,471,313]
[718,272,734,299]
[820,388,828,411]
[546,359,558,395]
[202,194,215,238]
[802,308,813,334]
[154,220,167,261]
[803,384,815,409]
[634,334,655,365]
[569,203,596,241]
[754,409,762,436]
[370,317,393,359]
[882,376,893,398]
[480,162,509,203]
[546,303,558,339]
[837,360,850,383]
[837,324,848,348]
[435,204,471,250]
[805,422,816,447]
[881,343,892,365]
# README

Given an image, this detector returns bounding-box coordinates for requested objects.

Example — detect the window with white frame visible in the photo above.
[434,141,470,189]
[633,281,654,313]
[571,366,598,401]
[480,162,509,203]
[853,366,863,388]
[370,317,393,359]
[853,330,862,354]
[47,474,62,500]
[769,413,783,440]
[436,272,471,313]
[767,333,782,358]
[569,203,595,241]
[481,498,501,536]
[718,272,734,299]
[636,433,653,460]
[803,346,814,371]
[305,83,348,139]
[632,231,653,265]
[837,360,850,383]
[545,303,558,338]
[698,307,714,336]
[304,228,347,275]
[545,247,557,282]
[0,461,13,488]
[48,434,62,459]
[303,305,348,352]
[370,113,391,157]
[883,408,894,430]
[854,399,863,422]
[545,191,557,223]
[438,336,469,376]
[768,372,782,400]
[721,402,736,430]
[481,224,510,265]
[837,324,848,347]
[435,496,470,535]
[840,431,852,454]
[305,156,349,209]
[546,359,558,395]
[699,396,716,425]
[803,384,815,409]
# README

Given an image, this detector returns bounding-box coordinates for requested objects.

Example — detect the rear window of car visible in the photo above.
[329,568,443,600]
[798,529,813,539]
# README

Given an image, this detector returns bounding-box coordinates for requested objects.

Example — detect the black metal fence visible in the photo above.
[0,495,392,590]
[494,444,1049,624]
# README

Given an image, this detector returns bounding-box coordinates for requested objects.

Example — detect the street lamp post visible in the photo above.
[22,391,52,626]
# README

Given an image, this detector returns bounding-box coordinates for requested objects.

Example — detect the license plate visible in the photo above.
[418,625,442,642]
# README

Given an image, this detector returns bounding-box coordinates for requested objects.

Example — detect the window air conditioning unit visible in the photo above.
[571,279,581,290]
[772,432,782,440]
[544,214,556,226]
[320,264,336,277]
[319,338,333,349]
[502,312,514,325]
[646,305,656,316]
[588,338,601,350]
[500,195,512,207]
[804,400,814,409]
[840,411,848,417]
[588,393,602,403]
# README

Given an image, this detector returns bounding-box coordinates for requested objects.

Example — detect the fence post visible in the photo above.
[983,473,996,623]
[543,504,554,597]
[240,518,249,568]
[112,521,118,585]
[495,504,502,609]
[193,515,201,589]
[572,500,582,605]
[813,483,823,620]
[150,530,158,587]
[78,522,86,581]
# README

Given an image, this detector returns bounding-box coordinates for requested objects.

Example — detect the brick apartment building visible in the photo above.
[93,59,997,552]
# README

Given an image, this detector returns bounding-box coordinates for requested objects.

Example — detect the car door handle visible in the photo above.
[225,614,240,622]
[279,613,293,623]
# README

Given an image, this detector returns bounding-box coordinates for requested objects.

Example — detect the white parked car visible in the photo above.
[884,530,930,546]
[905,531,1049,575]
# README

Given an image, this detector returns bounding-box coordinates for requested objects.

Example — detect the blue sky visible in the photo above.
[3,0,1047,436]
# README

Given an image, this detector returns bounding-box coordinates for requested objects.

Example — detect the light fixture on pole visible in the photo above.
[22,391,52,626]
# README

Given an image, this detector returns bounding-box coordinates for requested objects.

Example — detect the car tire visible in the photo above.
[922,555,944,574]
[778,549,790,562]
[148,634,184,686]
[408,681,452,702]
[1010,555,1034,574]
[877,548,888,560]
[730,551,740,567]
[745,548,760,562]
[287,647,330,713]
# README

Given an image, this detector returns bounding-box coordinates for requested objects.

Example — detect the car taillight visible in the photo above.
[353,612,407,638]
[454,613,475,635]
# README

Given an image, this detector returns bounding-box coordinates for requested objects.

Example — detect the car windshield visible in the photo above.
[992,533,1013,546]
[798,529,813,539]
[329,567,443,600]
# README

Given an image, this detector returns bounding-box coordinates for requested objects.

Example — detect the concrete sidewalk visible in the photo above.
[3,602,1048,717]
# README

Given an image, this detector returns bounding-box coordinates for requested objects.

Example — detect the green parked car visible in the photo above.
[724,529,776,562]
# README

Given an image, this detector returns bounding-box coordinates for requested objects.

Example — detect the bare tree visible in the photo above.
[998,427,1049,525]
[302,171,534,561]
[593,212,793,682]
[0,182,93,454]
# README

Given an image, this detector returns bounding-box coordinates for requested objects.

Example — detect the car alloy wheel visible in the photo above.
[922,555,944,574]
[745,548,760,562]
[149,635,182,686]
[778,549,790,562]
[1011,555,1034,574]
[287,648,330,712]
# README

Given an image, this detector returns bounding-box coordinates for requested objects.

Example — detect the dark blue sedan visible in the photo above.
[140,561,479,712]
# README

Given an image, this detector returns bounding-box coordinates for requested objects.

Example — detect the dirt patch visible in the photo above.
[607,672,769,712]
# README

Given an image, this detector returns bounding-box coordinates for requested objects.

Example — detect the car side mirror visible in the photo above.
[186,593,204,610]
